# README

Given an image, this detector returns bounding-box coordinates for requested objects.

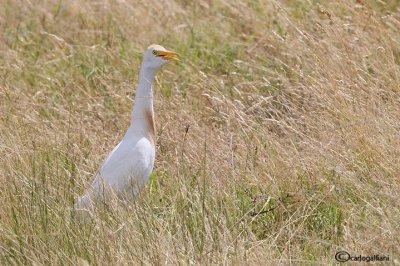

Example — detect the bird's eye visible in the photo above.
[152,50,157,55]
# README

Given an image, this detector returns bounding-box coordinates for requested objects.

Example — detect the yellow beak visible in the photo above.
[154,50,180,61]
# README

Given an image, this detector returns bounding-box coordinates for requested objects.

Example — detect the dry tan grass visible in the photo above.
[1,0,399,264]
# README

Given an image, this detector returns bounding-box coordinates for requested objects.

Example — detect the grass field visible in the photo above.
[1,0,399,264]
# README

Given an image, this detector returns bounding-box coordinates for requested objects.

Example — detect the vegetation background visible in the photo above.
[1,0,399,264]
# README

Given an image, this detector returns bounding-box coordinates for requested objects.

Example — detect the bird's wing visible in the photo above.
[95,137,155,194]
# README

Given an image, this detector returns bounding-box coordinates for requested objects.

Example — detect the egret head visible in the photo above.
[142,44,179,71]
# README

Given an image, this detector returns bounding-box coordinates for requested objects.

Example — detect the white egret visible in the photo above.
[75,44,178,212]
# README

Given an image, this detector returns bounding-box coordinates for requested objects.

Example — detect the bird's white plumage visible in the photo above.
[75,44,177,211]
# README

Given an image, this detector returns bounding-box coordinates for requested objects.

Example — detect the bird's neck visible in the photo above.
[132,67,155,119]
[129,66,156,144]
[135,66,155,98]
